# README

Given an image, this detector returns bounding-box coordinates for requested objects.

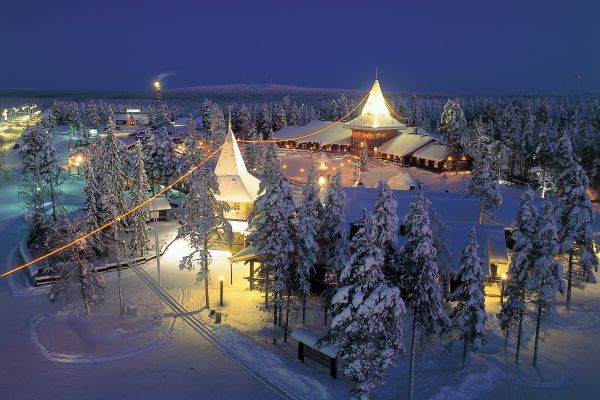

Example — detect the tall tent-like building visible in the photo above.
[214,124,261,221]
[345,79,406,155]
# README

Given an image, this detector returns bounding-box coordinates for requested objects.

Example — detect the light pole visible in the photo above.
[219,275,224,306]
[500,273,507,305]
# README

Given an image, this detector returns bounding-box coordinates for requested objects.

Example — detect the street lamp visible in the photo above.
[219,275,224,306]
[500,273,507,305]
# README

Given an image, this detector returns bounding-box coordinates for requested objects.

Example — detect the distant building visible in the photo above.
[113,109,149,129]
[344,79,406,155]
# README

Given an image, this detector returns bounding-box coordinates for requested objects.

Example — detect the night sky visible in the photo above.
[1,0,598,95]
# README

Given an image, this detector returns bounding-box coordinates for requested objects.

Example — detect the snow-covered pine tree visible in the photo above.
[201,99,213,131]
[528,200,565,366]
[324,209,405,399]
[328,99,339,121]
[430,208,453,299]
[83,149,104,254]
[440,99,467,166]
[152,127,178,188]
[49,213,105,315]
[207,103,227,145]
[129,141,151,257]
[178,160,232,310]
[273,103,287,131]
[243,128,262,173]
[141,127,157,188]
[498,187,536,364]
[295,167,323,323]
[319,169,350,325]
[180,114,204,174]
[235,105,255,138]
[555,133,598,310]
[468,158,502,224]
[19,121,62,222]
[338,95,350,121]
[288,103,300,127]
[372,182,399,276]
[359,143,369,172]
[449,228,486,369]
[247,159,295,344]
[396,189,449,400]
[257,104,273,140]
[86,101,101,129]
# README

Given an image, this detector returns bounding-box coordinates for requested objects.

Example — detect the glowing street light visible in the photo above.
[154,81,161,90]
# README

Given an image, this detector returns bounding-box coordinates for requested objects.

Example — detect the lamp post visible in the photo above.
[500,273,507,305]
[219,275,224,306]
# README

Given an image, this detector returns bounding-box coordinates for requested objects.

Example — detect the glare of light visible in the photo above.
[300,168,305,173]
[361,80,392,118]
[219,275,224,281]
[282,164,287,169]
[502,273,507,281]
[320,162,326,170]
[318,176,326,186]
[340,163,344,167]
[154,81,161,89]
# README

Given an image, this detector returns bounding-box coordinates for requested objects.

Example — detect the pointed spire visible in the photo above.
[375,66,378,81]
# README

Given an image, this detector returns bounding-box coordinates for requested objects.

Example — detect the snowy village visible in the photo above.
[1,2,599,400]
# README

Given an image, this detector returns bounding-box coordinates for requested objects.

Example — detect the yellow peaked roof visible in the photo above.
[214,124,261,203]
[345,80,405,131]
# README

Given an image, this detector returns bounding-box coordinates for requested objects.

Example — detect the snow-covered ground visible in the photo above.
[1,126,600,399]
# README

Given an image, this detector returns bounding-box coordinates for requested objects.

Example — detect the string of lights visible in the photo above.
[1,92,369,278]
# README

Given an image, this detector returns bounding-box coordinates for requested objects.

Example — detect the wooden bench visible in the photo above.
[291,328,338,379]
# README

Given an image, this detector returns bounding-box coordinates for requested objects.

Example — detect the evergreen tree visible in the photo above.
[257,104,273,140]
[86,101,101,129]
[338,95,350,120]
[247,160,295,344]
[235,105,255,138]
[152,128,178,188]
[372,182,398,275]
[201,99,213,131]
[142,127,157,188]
[180,114,204,174]
[498,188,536,364]
[207,103,227,145]
[359,143,369,172]
[440,99,467,163]
[83,150,104,254]
[468,158,502,224]
[449,228,486,369]
[555,134,598,310]
[49,213,105,315]
[295,167,322,323]
[178,160,232,309]
[273,103,287,131]
[19,121,62,222]
[430,208,453,298]
[396,189,449,400]
[320,170,350,324]
[324,210,405,399]
[288,103,300,126]
[129,141,151,257]
[528,200,565,366]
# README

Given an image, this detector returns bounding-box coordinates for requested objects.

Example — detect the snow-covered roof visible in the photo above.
[291,328,338,358]
[149,196,171,211]
[114,113,129,121]
[411,143,450,162]
[274,120,352,145]
[214,125,261,203]
[344,80,405,131]
[230,245,258,263]
[378,132,436,156]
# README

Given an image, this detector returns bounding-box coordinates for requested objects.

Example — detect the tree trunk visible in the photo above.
[515,292,525,364]
[478,200,483,225]
[532,303,543,367]
[302,296,307,324]
[117,254,124,317]
[462,334,468,369]
[504,327,509,359]
[409,308,418,400]
[284,287,292,343]
[566,249,573,311]
[273,292,278,345]
[49,178,57,222]
[79,263,90,315]
[264,265,270,310]
[204,238,210,309]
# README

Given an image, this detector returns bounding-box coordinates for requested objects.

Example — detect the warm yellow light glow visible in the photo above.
[502,273,507,281]
[320,162,326,169]
[154,81,161,89]
[318,176,326,186]
[361,80,392,118]
[219,275,224,281]
[282,164,287,169]
[340,163,344,167]
[300,168,305,173]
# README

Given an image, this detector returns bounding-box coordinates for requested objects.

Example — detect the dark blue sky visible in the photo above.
[1,0,598,95]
